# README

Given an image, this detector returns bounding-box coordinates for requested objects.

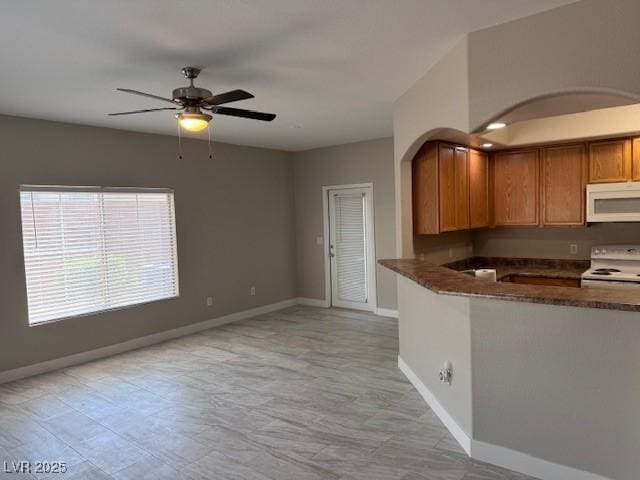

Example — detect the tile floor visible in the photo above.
[0,306,536,479]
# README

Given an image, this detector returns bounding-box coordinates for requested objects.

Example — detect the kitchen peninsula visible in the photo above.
[383,254,640,480]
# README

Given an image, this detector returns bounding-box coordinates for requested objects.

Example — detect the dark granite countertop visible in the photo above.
[380,257,640,313]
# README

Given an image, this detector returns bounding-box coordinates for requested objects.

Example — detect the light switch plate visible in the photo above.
[316,236,324,245]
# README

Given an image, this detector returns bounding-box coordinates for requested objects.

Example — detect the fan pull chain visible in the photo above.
[207,123,213,159]
[177,121,183,160]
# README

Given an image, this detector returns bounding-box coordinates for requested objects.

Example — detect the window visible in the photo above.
[19,186,179,325]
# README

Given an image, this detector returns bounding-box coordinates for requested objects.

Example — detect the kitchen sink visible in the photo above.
[500,274,581,288]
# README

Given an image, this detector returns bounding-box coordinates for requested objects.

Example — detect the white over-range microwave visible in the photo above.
[587,181,640,222]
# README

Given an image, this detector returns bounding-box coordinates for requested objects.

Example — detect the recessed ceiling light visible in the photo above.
[482,143,493,148]
[486,122,506,130]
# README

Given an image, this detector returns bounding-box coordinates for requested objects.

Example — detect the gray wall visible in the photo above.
[0,115,297,372]
[398,273,640,480]
[292,138,397,309]
[398,276,472,435]
[473,224,640,260]
[414,231,473,265]
[471,298,640,480]
[467,0,640,131]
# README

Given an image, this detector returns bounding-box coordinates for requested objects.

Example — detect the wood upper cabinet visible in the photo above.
[468,149,490,229]
[438,144,469,232]
[588,139,632,183]
[412,143,440,234]
[493,150,539,226]
[633,138,640,181]
[413,142,472,234]
[541,144,586,226]
[414,135,640,235]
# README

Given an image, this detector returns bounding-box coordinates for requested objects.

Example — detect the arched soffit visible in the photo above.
[470,88,640,135]
[399,88,640,166]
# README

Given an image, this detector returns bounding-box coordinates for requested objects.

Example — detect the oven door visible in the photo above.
[587,182,640,222]
[581,278,640,289]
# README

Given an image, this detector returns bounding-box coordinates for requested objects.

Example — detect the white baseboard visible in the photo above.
[398,356,472,454]
[0,298,298,385]
[397,356,611,480]
[296,297,330,308]
[375,307,399,318]
[295,297,396,318]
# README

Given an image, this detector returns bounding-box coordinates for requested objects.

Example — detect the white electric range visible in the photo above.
[581,245,640,289]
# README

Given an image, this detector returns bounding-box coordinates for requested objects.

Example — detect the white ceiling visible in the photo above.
[0,0,576,151]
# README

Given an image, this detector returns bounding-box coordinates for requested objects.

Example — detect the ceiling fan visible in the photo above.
[109,67,276,132]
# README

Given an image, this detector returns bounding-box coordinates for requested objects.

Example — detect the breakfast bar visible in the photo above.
[382,254,640,479]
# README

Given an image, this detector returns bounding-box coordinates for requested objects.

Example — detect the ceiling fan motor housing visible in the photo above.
[172,86,212,102]
[173,66,211,103]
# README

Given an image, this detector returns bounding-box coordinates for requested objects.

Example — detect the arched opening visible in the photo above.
[397,88,640,260]
[473,90,640,148]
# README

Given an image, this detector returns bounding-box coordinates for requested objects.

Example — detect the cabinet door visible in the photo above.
[412,143,439,234]
[493,150,539,226]
[588,139,632,183]
[633,138,640,181]
[438,144,469,231]
[453,147,470,230]
[469,149,490,229]
[438,144,456,231]
[541,144,586,226]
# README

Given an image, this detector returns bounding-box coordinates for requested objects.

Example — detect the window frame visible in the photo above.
[18,185,180,327]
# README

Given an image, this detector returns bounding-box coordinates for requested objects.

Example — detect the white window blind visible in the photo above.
[19,186,179,325]
[334,193,367,303]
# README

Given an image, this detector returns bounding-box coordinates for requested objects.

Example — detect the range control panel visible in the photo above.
[591,245,640,259]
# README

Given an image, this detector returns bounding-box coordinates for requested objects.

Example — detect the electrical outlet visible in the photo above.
[439,360,453,385]
[206,296,213,307]
[448,247,454,258]
[570,244,578,255]
[250,286,256,296]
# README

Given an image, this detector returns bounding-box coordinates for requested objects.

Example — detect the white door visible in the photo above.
[328,187,376,311]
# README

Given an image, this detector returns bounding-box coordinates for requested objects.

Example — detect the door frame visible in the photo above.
[322,183,377,312]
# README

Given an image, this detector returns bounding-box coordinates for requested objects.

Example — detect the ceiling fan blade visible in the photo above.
[203,89,254,105]
[108,107,179,116]
[213,106,276,121]
[116,88,179,105]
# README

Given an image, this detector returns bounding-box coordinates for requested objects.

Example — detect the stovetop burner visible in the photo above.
[584,246,640,284]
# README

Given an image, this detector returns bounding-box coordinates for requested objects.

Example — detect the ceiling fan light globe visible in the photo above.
[180,118,209,132]
[176,112,211,132]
